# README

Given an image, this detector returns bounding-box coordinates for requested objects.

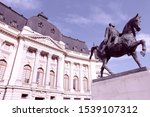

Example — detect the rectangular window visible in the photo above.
[74,98,80,100]
[63,97,70,100]
[21,94,28,99]
[35,97,44,100]
[50,96,55,100]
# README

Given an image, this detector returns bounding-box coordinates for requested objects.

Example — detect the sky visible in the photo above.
[1,0,150,73]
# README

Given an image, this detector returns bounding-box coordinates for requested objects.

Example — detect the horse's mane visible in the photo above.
[122,15,138,37]
[122,14,140,37]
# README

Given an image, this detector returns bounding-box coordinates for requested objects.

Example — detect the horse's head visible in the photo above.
[122,14,141,36]
[131,13,141,32]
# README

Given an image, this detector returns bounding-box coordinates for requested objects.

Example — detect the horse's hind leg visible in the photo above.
[104,66,113,75]
[100,66,105,77]
[100,58,113,77]
[100,59,106,77]
[89,46,98,59]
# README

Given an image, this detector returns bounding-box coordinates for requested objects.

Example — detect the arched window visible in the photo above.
[0,59,7,80]
[36,68,44,86]
[50,70,55,88]
[73,76,79,91]
[83,77,88,92]
[64,74,69,91]
[22,65,31,84]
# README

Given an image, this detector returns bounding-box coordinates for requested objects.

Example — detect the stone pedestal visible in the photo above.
[92,67,150,100]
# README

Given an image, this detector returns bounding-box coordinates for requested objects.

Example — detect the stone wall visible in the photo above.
[92,67,150,100]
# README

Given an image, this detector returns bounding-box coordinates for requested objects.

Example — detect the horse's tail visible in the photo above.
[89,46,98,60]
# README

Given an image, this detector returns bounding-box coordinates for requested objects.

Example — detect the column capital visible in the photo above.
[51,54,59,60]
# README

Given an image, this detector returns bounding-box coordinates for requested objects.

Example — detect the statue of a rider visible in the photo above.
[100,23,120,53]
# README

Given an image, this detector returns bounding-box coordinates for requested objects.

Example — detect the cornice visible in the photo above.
[19,34,67,55]
[0,27,18,39]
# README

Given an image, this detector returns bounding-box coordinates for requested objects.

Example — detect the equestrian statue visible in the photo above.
[89,14,146,77]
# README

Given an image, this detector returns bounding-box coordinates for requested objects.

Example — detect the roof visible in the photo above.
[0,2,89,54]
[0,2,27,31]
[62,35,89,54]
[27,12,62,42]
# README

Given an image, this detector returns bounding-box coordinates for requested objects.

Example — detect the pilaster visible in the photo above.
[31,50,41,87]
[56,54,65,92]
[45,53,52,89]
[10,38,24,85]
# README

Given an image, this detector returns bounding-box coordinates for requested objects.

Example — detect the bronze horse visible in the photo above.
[89,14,146,77]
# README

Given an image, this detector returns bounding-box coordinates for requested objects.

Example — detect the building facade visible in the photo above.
[0,2,105,100]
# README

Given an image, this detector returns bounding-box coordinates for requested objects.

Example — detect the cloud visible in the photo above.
[51,20,73,35]
[90,3,128,25]
[64,7,114,26]
[137,33,150,52]
[1,0,40,10]
[107,2,128,21]
[89,7,114,25]
[64,2,128,26]
[64,9,115,26]
[65,14,91,25]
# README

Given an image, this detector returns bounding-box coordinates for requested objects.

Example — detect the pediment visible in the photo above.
[25,35,65,52]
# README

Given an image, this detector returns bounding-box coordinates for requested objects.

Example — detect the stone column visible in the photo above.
[10,39,24,85]
[70,62,74,92]
[87,65,91,93]
[80,64,84,93]
[2,44,16,85]
[31,50,40,87]
[16,45,29,85]
[56,54,64,91]
[45,53,52,89]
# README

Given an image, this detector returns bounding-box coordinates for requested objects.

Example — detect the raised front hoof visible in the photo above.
[140,51,146,57]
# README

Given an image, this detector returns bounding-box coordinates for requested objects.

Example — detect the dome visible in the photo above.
[27,12,61,41]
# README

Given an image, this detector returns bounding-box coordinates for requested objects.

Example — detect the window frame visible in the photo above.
[36,68,44,86]
[49,70,55,88]
[0,59,7,81]
[83,77,89,92]
[64,74,70,91]
[73,76,79,91]
[23,65,31,84]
